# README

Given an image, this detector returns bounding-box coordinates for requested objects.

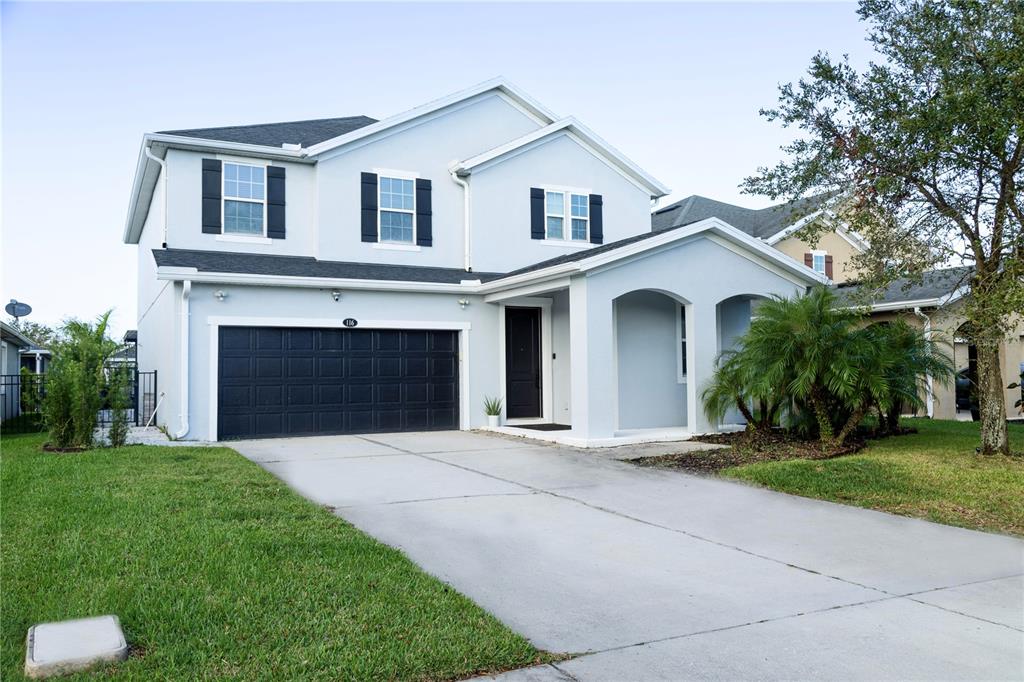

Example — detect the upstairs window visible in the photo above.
[545,190,589,241]
[812,251,827,275]
[545,191,564,239]
[223,162,265,235]
[379,176,415,244]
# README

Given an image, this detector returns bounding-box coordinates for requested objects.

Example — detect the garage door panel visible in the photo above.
[319,357,343,378]
[255,357,282,378]
[255,385,283,406]
[255,328,283,350]
[218,327,459,439]
[349,357,373,378]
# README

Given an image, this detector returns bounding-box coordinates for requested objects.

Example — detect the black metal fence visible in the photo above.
[0,368,157,433]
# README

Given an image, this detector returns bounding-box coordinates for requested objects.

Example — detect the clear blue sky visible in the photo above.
[1,1,871,337]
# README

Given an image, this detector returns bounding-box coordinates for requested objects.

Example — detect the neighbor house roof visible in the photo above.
[0,321,36,348]
[152,249,505,285]
[833,266,973,310]
[158,116,378,148]
[652,193,833,240]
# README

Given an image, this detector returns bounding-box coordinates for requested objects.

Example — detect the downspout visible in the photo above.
[143,145,169,248]
[449,166,472,272]
[175,280,191,439]
[914,306,934,418]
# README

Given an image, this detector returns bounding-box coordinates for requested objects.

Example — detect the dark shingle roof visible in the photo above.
[833,266,973,307]
[158,116,378,148]
[652,193,832,239]
[153,249,504,284]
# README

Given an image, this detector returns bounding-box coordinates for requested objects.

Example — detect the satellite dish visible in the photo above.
[5,299,32,321]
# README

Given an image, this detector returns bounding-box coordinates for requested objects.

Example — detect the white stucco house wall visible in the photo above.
[124,78,826,446]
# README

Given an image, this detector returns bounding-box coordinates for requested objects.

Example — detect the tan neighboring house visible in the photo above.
[652,194,867,283]
[835,267,1024,421]
[652,197,1023,421]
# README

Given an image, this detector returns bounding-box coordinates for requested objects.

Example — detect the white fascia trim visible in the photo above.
[763,210,826,245]
[577,218,829,284]
[123,134,310,245]
[478,218,827,297]
[304,77,558,158]
[155,267,483,294]
[454,117,670,198]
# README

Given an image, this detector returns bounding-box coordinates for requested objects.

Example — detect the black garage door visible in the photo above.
[218,327,459,440]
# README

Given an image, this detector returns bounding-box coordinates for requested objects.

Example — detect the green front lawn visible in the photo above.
[724,419,1024,536]
[0,434,545,680]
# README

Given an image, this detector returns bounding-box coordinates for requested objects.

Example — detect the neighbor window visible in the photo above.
[223,162,265,235]
[379,176,415,244]
[677,305,688,382]
[545,190,589,241]
[812,252,827,275]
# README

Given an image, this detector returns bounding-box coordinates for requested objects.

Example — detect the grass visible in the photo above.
[0,433,545,681]
[723,419,1024,536]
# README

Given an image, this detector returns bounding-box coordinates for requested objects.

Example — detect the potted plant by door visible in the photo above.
[483,396,503,428]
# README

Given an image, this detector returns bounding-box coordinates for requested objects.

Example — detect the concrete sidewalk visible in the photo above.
[231,431,1024,681]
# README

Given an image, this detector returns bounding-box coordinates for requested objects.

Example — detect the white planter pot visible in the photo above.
[487,415,500,428]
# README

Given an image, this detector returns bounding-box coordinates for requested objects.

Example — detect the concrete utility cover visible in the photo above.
[25,615,128,678]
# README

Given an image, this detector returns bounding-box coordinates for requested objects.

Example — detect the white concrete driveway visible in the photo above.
[231,431,1024,681]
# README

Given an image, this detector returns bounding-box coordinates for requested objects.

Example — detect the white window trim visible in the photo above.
[373,243,422,252]
[216,234,273,245]
[541,186,591,242]
[1,341,6,393]
[676,304,688,384]
[221,160,268,237]
[377,171,418,245]
[811,249,827,275]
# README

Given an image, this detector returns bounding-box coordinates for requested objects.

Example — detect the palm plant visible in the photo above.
[738,287,860,448]
[701,287,953,451]
[867,321,954,434]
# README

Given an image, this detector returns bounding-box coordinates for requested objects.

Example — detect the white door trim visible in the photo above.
[497,298,553,424]
[205,315,472,441]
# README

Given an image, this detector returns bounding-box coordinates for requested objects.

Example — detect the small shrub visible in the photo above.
[42,311,117,449]
[107,364,131,447]
[483,396,503,416]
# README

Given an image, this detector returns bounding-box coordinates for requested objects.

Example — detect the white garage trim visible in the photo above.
[205,315,472,441]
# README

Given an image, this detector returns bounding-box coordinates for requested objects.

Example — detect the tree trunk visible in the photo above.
[836,403,868,446]
[809,391,835,450]
[975,335,1009,455]
[735,396,756,426]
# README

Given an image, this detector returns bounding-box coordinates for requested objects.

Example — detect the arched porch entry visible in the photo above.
[613,289,691,431]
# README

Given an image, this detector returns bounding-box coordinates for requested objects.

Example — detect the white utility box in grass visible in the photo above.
[25,615,128,678]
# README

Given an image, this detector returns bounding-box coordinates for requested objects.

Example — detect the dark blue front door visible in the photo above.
[218,327,459,440]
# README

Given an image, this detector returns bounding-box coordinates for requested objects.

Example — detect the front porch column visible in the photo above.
[569,275,616,440]
[686,301,719,434]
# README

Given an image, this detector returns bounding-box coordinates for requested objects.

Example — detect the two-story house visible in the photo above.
[124,78,825,445]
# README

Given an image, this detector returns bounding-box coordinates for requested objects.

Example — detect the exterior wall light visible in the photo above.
[213,290,228,302]
[331,290,342,302]
[457,298,470,310]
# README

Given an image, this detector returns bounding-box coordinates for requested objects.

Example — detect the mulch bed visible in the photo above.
[632,429,871,475]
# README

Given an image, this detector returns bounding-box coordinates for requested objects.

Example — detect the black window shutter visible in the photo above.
[201,159,222,234]
[530,187,545,239]
[361,172,378,242]
[415,178,432,247]
[589,194,604,244]
[266,166,286,239]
